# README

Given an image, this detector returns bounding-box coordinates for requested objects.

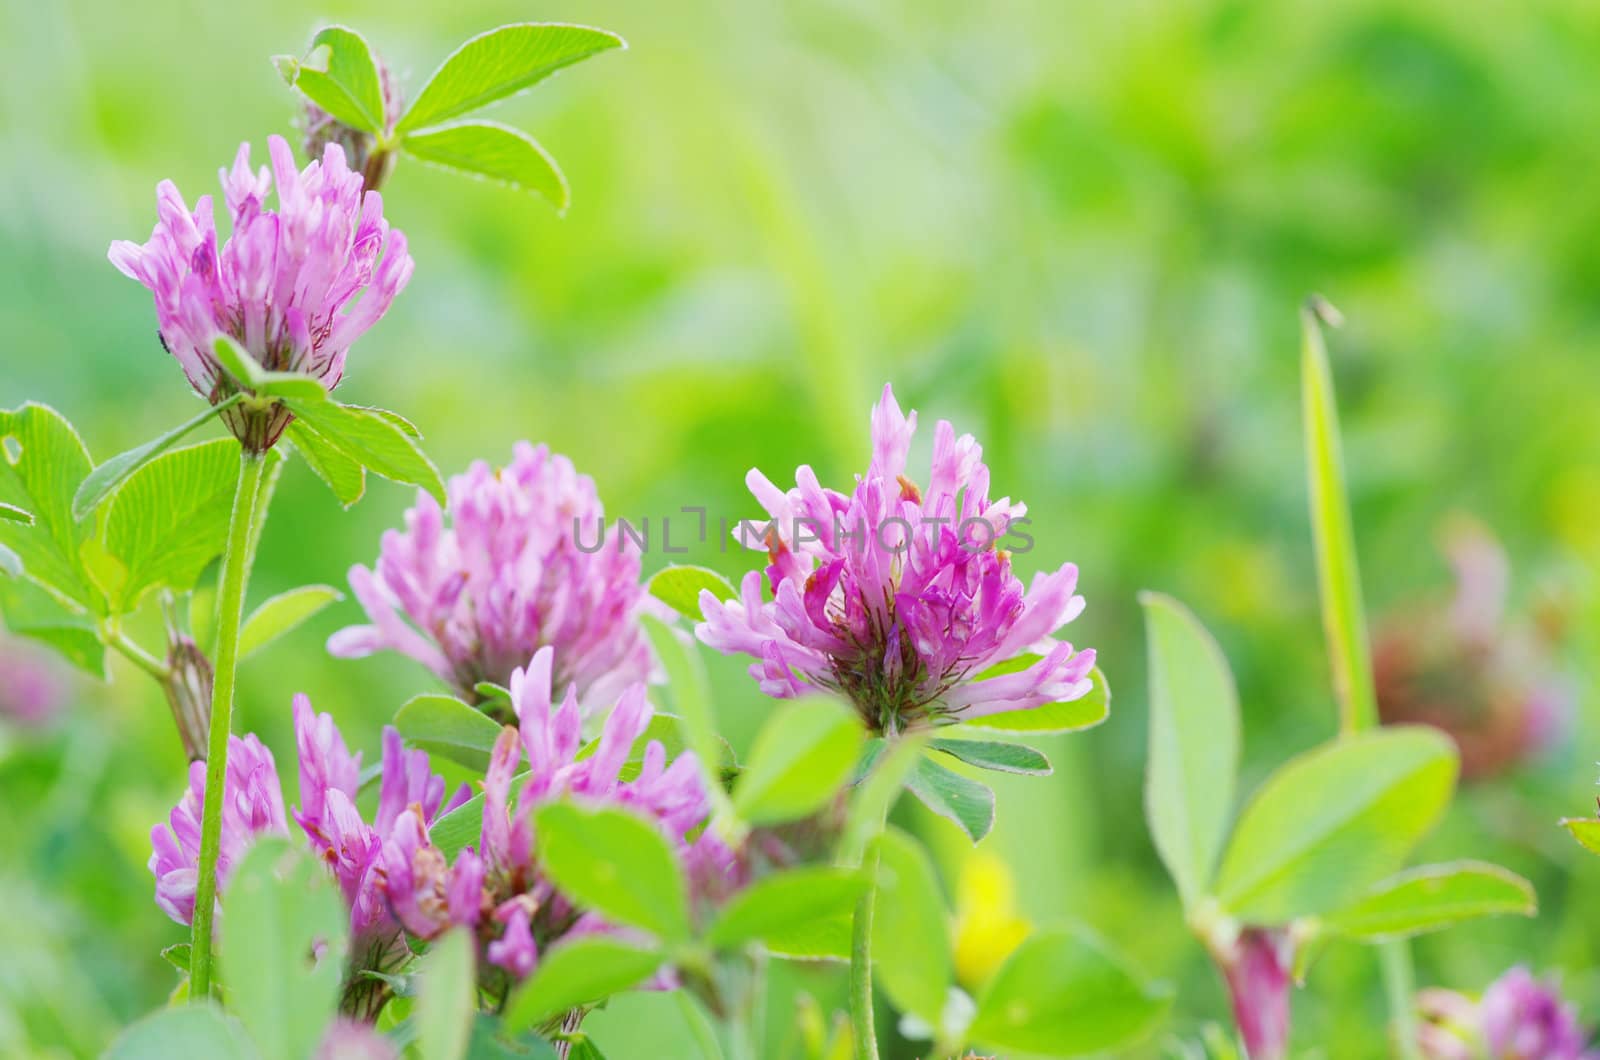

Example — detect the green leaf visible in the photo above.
[106,1003,254,1060]
[732,696,863,826]
[395,693,506,770]
[292,26,387,133]
[285,400,446,504]
[398,23,625,134]
[103,438,240,610]
[1214,727,1458,923]
[220,837,349,1060]
[502,937,663,1032]
[0,502,32,524]
[969,927,1172,1056]
[1319,861,1536,941]
[929,737,1051,775]
[211,335,265,389]
[1301,300,1378,735]
[466,1015,561,1059]
[254,372,328,402]
[647,564,737,617]
[1562,817,1600,856]
[286,420,366,508]
[641,615,735,823]
[0,576,105,678]
[960,663,1111,734]
[705,866,866,949]
[761,910,854,963]
[905,755,996,843]
[534,801,691,942]
[839,732,929,865]
[401,122,568,210]
[872,827,953,1025]
[430,787,493,861]
[415,928,476,1060]
[240,584,343,660]
[1140,592,1240,910]
[71,397,241,521]
[160,942,192,974]
[0,403,94,606]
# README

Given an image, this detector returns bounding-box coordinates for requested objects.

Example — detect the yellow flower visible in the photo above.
[952,851,1030,988]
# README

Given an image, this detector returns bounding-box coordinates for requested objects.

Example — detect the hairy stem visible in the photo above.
[850,837,883,1059]
[188,449,266,998]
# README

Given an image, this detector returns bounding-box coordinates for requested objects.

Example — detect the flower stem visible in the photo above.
[850,836,883,1059]
[188,449,266,999]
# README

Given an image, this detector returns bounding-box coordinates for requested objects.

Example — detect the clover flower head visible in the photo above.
[699,384,1094,734]
[329,442,656,711]
[109,134,413,450]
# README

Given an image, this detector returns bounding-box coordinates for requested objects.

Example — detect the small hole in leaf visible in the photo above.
[2,436,19,464]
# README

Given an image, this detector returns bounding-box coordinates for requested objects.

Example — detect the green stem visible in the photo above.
[107,630,169,681]
[850,838,883,1060]
[188,449,267,998]
[1381,942,1421,1059]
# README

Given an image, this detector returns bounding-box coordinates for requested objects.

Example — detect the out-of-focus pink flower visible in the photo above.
[0,635,69,727]
[329,443,655,711]
[148,734,288,925]
[1482,967,1599,1060]
[1375,519,1575,780]
[1418,967,1599,1060]
[108,135,413,450]
[292,695,470,943]
[314,1018,399,1060]
[699,384,1094,734]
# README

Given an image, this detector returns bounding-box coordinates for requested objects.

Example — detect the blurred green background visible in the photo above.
[5,0,1600,1055]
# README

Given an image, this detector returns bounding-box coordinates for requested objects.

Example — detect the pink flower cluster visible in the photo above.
[373,646,729,978]
[329,443,656,712]
[699,385,1094,733]
[149,648,721,997]
[109,135,413,449]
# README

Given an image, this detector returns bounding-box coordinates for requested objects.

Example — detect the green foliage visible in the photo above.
[0,403,94,606]
[0,569,105,676]
[219,837,349,1060]
[534,801,692,943]
[282,26,387,133]
[284,398,446,504]
[102,438,241,611]
[905,755,996,843]
[640,616,728,819]
[71,397,241,521]
[415,928,477,1060]
[397,23,625,133]
[646,564,738,617]
[960,664,1110,734]
[1563,817,1600,856]
[870,827,952,1026]
[239,584,342,659]
[705,866,866,949]
[928,736,1051,776]
[1300,301,1377,735]
[1141,592,1240,910]
[105,1003,254,1060]
[502,937,663,1032]
[394,692,505,769]
[1318,861,1536,942]
[967,928,1171,1056]
[1213,727,1458,924]
[286,420,366,507]
[401,122,569,211]
[732,695,862,825]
